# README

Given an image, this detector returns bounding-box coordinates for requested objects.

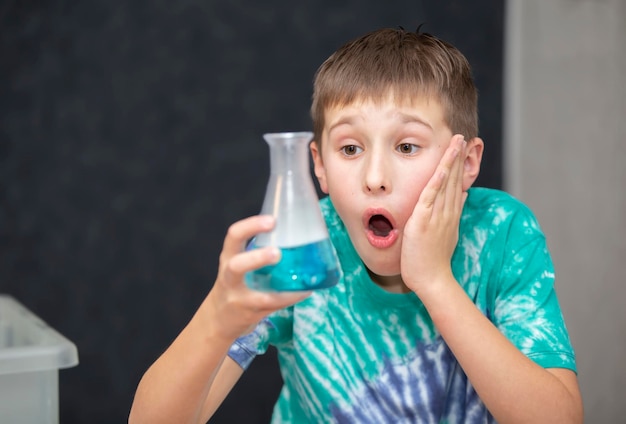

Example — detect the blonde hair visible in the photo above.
[311,27,478,143]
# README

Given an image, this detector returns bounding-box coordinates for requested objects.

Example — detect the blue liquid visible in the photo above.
[245,239,341,291]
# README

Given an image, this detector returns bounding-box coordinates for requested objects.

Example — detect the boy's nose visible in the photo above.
[367,183,386,193]
[364,157,391,194]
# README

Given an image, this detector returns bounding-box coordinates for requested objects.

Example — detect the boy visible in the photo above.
[129,28,583,423]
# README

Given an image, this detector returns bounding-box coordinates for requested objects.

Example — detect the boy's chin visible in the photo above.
[364,265,409,293]
[364,262,402,281]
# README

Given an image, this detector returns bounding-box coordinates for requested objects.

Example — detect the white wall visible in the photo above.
[505,0,626,421]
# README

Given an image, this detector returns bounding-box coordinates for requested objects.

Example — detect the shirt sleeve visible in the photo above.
[493,210,577,372]
[227,306,295,370]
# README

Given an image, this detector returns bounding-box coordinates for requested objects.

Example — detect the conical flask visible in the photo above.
[245,131,342,291]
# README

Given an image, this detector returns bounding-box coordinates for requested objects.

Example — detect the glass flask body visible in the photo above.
[245,132,342,291]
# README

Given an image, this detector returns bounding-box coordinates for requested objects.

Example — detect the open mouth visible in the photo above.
[364,210,398,249]
[363,208,398,248]
[368,214,393,237]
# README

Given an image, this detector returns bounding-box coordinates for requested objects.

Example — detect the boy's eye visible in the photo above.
[341,145,362,156]
[397,143,419,154]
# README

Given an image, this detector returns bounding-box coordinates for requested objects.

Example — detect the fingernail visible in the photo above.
[269,246,281,262]
[260,215,275,227]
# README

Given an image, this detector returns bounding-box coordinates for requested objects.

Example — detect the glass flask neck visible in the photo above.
[257,131,326,247]
[263,132,312,177]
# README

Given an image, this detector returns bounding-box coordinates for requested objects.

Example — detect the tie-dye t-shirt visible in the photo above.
[228,187,576,423]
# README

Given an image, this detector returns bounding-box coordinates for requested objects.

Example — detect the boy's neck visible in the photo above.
[366,268,412,294]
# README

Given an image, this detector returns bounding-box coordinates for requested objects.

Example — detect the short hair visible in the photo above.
[311,27,478,144]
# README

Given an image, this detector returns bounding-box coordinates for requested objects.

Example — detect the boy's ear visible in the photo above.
[463,137,484,191]
[309,141,329,194]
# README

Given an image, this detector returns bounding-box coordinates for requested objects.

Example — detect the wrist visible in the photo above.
[192,294,241,347]
[416,275,472,326]
[410,270,457,301]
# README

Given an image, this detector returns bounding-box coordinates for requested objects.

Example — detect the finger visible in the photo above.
[416,139,458,219]
[455,143,468,212]
[461,191,469,211]
[417,163,445,215]
[433,135,463,214]
[221,215,275,258]
[228,245,281,278]
[445,135,466,214]
[251,290,313,313]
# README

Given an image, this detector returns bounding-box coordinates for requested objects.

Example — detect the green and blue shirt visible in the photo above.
[228,188,576,423]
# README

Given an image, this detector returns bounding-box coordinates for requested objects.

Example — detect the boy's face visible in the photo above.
[311,96,474,279]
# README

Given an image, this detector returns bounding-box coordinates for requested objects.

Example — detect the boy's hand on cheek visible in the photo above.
[202,215,311,342]
[401,135,467,297]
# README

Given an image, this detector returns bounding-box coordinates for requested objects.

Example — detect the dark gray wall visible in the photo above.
[0,1,503,422]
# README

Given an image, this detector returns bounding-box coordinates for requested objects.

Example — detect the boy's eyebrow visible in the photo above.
[327,112,434,134]
[327,115,360,134]
[396,112,434,131]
